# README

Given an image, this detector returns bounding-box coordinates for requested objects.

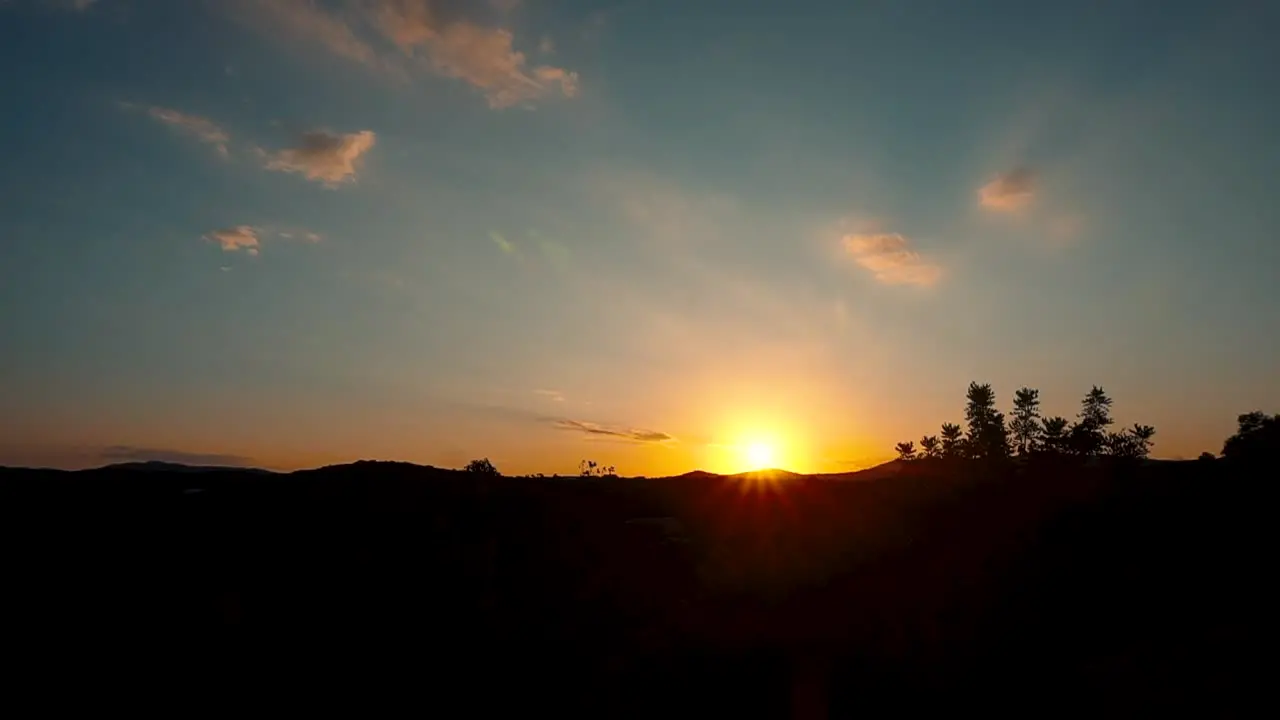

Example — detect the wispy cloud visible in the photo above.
[489,230,518,255]
[204,226,261,255]
[261,129,376,187]
[124,104,230,158]
[233,0,378,66]
[551,419,675,444]
[100,445,256,467]
[843,233,943,287]
[979,167,1036,211]
[534,388,565,402]
[235,0,579,109]
[407,19,579,108]
[203,225,322,256]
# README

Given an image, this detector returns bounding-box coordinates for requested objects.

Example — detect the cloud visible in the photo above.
[534,389,565,402]
[489,230,517,255]
[100,446,256,467]
[128,104,230,157]
[551,419,675,444]
[204,226,261,254]
[288,0,580,108]
[234,0,378,66]
[843,233,943,287]
[538,35,554,54]
[262,129,376,186]
[422,21,578,108]
[203,225,320,256]
[979,167,1036,211]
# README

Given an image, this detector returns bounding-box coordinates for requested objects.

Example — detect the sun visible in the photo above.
[742,441,776,471]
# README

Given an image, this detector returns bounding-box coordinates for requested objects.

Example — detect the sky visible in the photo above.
[2,0,1278,475]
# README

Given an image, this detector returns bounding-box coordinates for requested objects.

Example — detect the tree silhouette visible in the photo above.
[1198,451,1216,462]
[1009,387,1042,457]
[1221,411,1280,463]
[1040,416,1070,456]
[1107,424,1156,460]
[579,459,618,478]
[892,382,1154,466]
[464,458,500,476]
[939,423,964,459]
[1071,386,1114,456]
[964,382,1009,460]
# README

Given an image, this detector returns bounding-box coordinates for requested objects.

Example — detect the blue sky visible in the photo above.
[2,0,1277,474]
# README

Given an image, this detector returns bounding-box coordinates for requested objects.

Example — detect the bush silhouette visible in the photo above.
[464,457,500,476]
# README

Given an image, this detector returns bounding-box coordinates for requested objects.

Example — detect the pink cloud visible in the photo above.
[202,225,323,256]
[127,104,230,158]
[979,167,1036,211]
[241,1,579,109]
[843,233,943,287]
[262,129,376,187]
[204,226,261,254]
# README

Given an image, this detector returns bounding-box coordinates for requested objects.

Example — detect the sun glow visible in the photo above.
[743,442,776,470]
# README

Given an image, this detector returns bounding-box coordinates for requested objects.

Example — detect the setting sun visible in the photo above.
[743,442,776,470]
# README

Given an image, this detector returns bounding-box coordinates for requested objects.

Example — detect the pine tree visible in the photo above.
[964,382,1009,460]
[1009,387,1042,457]
[939,423,964,459]
[1040,416,1070,455]
[894,441,918,461]
[1072,386,1114,456]
[920,435,941,459]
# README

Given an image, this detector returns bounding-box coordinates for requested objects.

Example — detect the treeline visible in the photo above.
[894,383,1154,462]
[896,382,1280,466]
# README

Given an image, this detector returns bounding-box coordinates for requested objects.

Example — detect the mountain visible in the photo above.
[97,460,276,474]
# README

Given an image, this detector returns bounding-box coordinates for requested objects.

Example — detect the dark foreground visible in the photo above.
[0,458,1267,716]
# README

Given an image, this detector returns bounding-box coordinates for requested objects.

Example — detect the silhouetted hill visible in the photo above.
[98,460,278,474]
[0,457,1267,715]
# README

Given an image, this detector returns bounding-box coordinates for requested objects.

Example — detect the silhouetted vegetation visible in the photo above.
[464,457,500,475]
[579,459,618,478]
[1221,411,1280,464]
[899,382,1158,463]
[0,403,1271,715]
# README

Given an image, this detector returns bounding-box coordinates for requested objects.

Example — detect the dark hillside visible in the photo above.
[0,459,1267,715]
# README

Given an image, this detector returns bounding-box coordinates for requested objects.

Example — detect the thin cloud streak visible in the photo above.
[124,103,231,158]
[551,419,676,444]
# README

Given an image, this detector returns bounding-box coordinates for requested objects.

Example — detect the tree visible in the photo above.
[1040,416,1070,455]
[464,458,500,476]
[964,382,1009,460]
[1221,411,1280,462]
[579,459,618,478]
[939,423,964,459]
[1198,452,1216,462]
[1107,424,1156,460]
[1009,387,1042,457]
[919,435,941,460]
[894,441,917,461]
[1072,386,1114,456]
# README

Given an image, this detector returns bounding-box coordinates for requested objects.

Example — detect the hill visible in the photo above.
[0,457,1268,715]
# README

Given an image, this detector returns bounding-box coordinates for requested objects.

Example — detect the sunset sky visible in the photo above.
[2,0,1278,475]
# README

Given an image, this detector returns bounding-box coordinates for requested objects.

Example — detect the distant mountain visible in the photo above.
[96,460,276,475]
